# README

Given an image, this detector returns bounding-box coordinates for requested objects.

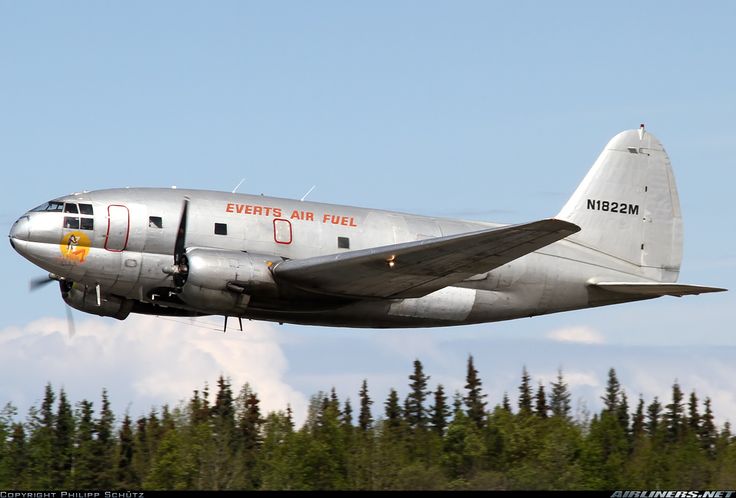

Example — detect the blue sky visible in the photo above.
[1,2,734,424]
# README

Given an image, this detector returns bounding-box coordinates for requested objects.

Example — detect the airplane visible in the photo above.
[8,126,726,329]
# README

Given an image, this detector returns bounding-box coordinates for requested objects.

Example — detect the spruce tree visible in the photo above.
[240,391,262,453]
[535,382,548,418]
[700,397,716,456]
[646,397,662,436]
[549,369,572,419]
[384,389,402,430]
[212,376,235,429]
[28,383,56,488]
[94,389,116,487]
[358,380,373,432]
[617,391,630,436]
[7,423,28,488]
[664,381,685,442]
[601,368,621,413]
[405,359,431,431]
[687,391,700,433]
[501,392,512,413]
[73,400,97,488]
[116,414,136,488]
[429,384,450,435]
[464,355,487,427]
[132,416,150,486]
[632,396,645,438]
[518,366,533,416]
[53,388,74,487]
[342,399,353,427]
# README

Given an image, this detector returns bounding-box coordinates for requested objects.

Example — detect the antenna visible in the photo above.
[300,185,317,202]
[232,178,246,194]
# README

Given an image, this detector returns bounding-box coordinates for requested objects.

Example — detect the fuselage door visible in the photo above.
[105,205,130,252]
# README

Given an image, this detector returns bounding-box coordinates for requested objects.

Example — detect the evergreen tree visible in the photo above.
[132,416,150,487]
[518,366,533,416]
[329,388,340,415]
[429,385,449,435]
[53,388,74,487]
[241,391,263,452]
[73,400,97,488]
[631,396,645,438]
[665,382,685,442]
[502,392,512,413]
[452,391,463,416]
[687,391,700,433]
[358,380,373,432]
[116,414,136,488]
[285,405,294,431]
[188,389,210,425]
[601,368,621,413]
[646,397,662,436]
[700,397,716,457]
[342,399,353,427]
[464,355,487,428]
[7,423,28,488]
[549,369,572,419]
[212,376,235,429]
[384,389,403,430]
[617,391,630,437]
[405,360,430,431]
[94,389,116,487]
[535,382,548,418]
[27,383,56,488]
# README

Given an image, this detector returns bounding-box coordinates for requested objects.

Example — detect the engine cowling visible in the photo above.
[177,248,281,314]
[61,282,133,320]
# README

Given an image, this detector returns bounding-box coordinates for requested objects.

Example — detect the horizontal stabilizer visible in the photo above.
[591,282,726,297]
[274,218,580,299]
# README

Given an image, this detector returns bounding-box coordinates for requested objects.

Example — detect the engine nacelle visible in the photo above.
[178,248,281,314]
[61,282,133,320]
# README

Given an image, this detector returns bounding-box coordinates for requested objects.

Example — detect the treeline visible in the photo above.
[1,357,736,490]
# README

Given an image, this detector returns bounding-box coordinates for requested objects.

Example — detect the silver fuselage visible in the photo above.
[9,188,649,327]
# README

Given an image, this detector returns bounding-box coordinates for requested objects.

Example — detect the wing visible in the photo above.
[591,282,727,297]
[273,218,580,299]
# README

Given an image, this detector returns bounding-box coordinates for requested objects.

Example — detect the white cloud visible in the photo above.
[547,326,605,345]
[0,314,308,423]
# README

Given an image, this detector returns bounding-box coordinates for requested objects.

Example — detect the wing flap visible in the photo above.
[273,218,579,299]
[591,282,727,297]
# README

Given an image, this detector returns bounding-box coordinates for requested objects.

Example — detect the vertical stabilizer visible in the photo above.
[557,126,682,282]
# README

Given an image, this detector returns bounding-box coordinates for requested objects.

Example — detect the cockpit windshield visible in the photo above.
[31,201,64,212]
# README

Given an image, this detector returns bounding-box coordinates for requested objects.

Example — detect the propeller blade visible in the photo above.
[174,197,189,266]
[29,273,61,291]
[30,275,54,291]
[65,304,76,339]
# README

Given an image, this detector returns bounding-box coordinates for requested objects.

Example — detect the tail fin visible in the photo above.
[557,126,682,282]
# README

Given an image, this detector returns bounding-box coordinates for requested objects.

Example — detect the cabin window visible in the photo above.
[338,236,350,249]
[148,216,163,229]
[79,203,94,215]
[64,203,79,214]
[63,217,80,229]
[273,219,292,244]
[80,218,94,230]
[214,223,228,235]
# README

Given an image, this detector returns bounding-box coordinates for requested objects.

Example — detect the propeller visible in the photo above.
[29,273,75,338]
[30,274,56,291]
[172,197,190,289]
[65,301,76,338]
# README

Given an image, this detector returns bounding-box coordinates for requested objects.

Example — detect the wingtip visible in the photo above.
[550,218,582,234]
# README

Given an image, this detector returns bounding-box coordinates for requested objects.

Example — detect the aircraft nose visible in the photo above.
[9,215,30,246]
